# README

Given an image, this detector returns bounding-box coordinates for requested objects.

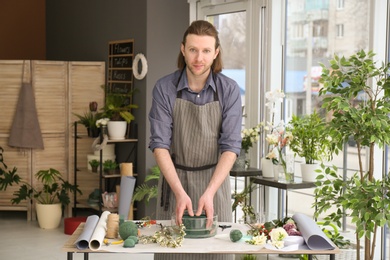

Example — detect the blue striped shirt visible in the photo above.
[149,70,242,156]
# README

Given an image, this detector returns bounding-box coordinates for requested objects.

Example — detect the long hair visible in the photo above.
[177,20,223,73]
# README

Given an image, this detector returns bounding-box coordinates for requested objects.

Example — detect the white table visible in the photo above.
[62,221,339,260]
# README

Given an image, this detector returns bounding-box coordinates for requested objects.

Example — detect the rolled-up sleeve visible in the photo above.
[217,74,242,156]
[148,74,177,151]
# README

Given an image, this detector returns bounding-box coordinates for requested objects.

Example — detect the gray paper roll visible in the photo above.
[118,176,136,220]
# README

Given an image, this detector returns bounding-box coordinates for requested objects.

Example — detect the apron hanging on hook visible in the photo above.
[8,60,44,150]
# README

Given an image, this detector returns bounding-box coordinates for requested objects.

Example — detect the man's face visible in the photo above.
[181,34,219,77]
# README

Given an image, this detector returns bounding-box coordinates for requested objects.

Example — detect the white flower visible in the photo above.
[96,118,110,127]
[269,239,285,249]
[269,227,288,242]
[252,234,267,245]
[266,134,279,145]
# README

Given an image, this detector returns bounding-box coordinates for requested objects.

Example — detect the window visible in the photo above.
[337,0,345,10]
[336,24,344,37]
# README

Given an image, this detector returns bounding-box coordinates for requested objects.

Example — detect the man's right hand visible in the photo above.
[175,192,193,225]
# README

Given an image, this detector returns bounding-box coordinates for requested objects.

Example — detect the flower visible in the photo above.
[269,227,288,242]
[246,234,267,245]
[246,217,301,249]
[96,118,110,128]
[265,121,293,174]
[241,123,264,154]
[265,89,285,126]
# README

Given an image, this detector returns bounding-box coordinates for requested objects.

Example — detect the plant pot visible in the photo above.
[91,166,98,173]
[87,127,100,138]
[107,121,127,140]
[300,163,319,182]
[261,157,274,178]
[36,203,62,229]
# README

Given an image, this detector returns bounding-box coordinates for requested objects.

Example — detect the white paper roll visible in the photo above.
[89,211,111,251]
[74,215,99,249]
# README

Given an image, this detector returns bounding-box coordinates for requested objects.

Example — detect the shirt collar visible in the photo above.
[176,69,217,93]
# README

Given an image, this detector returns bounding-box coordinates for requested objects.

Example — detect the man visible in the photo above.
[149,20,242,260]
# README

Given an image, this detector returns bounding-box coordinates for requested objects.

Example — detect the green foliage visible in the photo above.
[102,159,118,170]
[319,50,390,158]
[102,86,138,124]
[316,221,351,249]
[73,111,103,129]
[316,50,390,260]
[132,165,160,204]
[314,164,390,241]
[287,110,336,164]
[7,168,81,207]
[0,147,21,191]
[88,159,100,168]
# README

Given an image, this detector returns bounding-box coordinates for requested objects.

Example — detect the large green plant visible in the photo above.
[287,110,335,164]
[102,86,138,123]
[314,50,390,260]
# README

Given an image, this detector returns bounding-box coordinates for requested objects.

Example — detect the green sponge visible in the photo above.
[123,238,135,248]
[119,221,138,240]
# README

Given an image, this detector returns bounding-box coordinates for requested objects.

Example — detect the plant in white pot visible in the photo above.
[314,50,390,260]
[2,167,81,229]
[287,110,335,182]
[101,87,138,140]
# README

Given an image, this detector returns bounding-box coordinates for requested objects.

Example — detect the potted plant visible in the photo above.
[73,107,103,138]
[1,167,81,229]
[101,86,138,140]
[287,110,335,182]
[88,159,100,173]
[314,50,390,260]
[103,159,118,175]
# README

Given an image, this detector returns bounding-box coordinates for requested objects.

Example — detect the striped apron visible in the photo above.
[155,72,233,260]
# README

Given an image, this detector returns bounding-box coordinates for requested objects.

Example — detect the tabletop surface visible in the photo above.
[63,221,340,255]
[250,176,317,190]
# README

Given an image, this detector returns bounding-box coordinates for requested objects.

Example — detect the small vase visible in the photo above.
[232,150,247,171]
[261,157,274,178]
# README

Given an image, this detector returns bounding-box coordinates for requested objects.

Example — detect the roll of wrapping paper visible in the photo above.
[118,176,136,220]
[120,162,133,176]
[74,215,99,249]
[89,211,111,251]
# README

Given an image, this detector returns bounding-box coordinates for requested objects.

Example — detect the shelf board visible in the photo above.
[107,138,137,143]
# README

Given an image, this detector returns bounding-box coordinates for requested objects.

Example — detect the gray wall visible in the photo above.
[46,0,189,218]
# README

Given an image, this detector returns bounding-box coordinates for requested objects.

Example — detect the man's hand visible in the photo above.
[175,192,194,225]
[196,191,214,228]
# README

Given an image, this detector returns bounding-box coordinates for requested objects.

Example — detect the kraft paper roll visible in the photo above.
[120,162,133,176]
